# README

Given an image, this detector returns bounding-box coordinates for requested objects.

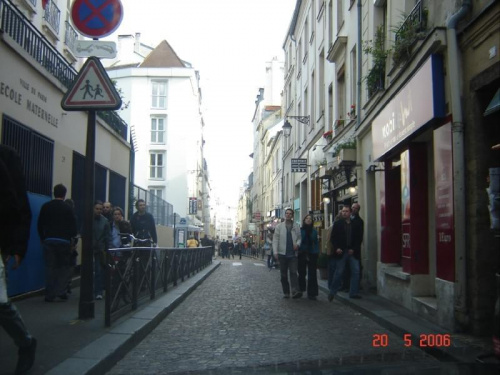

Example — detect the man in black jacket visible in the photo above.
[37,183,77,302]
[327,205,363,301]
[130,199,157,246]
[0,145,37,374]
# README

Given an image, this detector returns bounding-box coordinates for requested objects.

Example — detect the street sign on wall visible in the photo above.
[291,158,307,172]
[189,197,197,214]
[71,0,124,39]
[74,40,117,58]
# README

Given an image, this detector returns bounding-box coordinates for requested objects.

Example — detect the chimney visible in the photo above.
[134,33,141,53]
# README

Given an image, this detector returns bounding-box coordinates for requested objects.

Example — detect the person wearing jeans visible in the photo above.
[272,208,302,299]
[328,206,363,300]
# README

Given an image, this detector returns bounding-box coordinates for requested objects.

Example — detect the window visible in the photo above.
[149,188,163,199]
[336,67,346,124]
[151,81,167,109]
[151,117,166,144]
[337,0,344,32]
[150,152,165,179]
[350,47,357,114]
[2,116,54,196]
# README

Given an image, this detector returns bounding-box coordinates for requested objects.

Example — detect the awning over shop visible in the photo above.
[484,88,500,116]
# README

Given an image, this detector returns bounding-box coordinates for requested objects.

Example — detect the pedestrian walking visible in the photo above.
[0,145,37,375]
[187,235,198,248]
[272,208,302,299]
[130,199,157,246]
[341,203,365,292]
[297,214,319,300]
[327,206,363,301]
[37,183,77,302]
[108,207,132,249]
[92,201,110,300]
[234,238,243,260]
[102,201,113,223]
[264,229,274,269]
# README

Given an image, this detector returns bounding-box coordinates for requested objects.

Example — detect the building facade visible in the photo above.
[0,0,131,295]
[104,34,209,230]
[252,0,500,336]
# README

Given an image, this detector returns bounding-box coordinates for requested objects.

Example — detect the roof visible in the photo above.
[140,40,186,68]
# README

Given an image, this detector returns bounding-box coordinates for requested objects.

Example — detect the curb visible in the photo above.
[45,261,221,375]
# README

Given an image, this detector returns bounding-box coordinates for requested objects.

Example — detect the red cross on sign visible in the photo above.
[71,0,123,39]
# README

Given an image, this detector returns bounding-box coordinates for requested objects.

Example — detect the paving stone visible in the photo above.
[106,259,438,374]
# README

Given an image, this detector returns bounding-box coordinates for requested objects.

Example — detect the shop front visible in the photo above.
[371,54,455,328]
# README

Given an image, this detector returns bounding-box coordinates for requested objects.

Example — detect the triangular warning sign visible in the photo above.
[61,57,122,111]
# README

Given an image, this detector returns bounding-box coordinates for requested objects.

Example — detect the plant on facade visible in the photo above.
[334,119,345,129]
[323,130,333,140]
[363,25,389,97]
[331,139,357,157]
[316,158,327,168]
[348,104,356,120]
[391,8,428,67]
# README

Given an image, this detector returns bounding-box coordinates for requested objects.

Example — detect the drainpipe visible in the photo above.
[447,0,471,329]
[356,0,362,131]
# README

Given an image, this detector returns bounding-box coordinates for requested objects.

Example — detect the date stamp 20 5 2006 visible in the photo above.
[372,333,452,348]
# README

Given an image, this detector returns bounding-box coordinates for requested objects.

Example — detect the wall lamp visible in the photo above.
[282,115,311,138]
[367,164,385,173]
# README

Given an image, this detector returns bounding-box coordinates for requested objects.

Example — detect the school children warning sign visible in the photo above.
[61,57,121,111]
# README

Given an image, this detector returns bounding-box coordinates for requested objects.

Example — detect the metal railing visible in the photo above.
[0,0,128,141]
[105,246,213,326]
[64,20,77,52]
[131,184,175,226]
[43,0,60,34]
[395,0,424,43]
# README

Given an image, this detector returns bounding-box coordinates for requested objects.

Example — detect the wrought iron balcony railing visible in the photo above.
[43,0,60,34]
[64,20,78,52]
[395,0,424,43]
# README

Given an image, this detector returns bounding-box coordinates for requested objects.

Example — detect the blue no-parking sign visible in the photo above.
[71,0,123,39]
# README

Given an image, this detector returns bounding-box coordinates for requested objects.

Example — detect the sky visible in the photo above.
[105,0,296,207]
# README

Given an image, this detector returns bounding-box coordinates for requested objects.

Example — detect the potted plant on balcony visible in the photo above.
[323,130,333,142]
[363,25,389,97]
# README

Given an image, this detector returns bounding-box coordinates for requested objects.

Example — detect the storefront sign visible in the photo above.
[372,55,445,160]
[434,122,455,281]
[291,158,307,172]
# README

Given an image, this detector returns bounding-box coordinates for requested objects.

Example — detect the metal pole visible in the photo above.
[79,110,96,320]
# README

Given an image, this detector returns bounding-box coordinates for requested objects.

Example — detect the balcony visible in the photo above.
[43,0,60,38]
[63,20,78,58]
[0,0,128,141]
[393,0,427,67]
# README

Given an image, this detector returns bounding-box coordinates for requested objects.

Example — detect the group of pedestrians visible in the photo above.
[267,203,364,302]
[271,208,320,300]
[38,192,157,302]
[327,203,364,301]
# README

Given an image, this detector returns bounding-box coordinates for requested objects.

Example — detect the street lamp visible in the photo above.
[282,115,311,137]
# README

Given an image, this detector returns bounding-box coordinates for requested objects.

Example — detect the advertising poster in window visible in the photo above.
[434,122,455,281]
[401,149,411,260]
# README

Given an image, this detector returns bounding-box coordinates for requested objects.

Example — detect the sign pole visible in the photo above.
[79,110,96,319]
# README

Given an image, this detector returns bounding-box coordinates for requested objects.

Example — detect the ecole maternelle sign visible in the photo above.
[371,54,445,161]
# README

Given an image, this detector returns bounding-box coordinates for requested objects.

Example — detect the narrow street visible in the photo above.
[106,258,441,374]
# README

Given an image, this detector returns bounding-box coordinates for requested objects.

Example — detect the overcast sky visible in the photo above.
[106,0,296,207]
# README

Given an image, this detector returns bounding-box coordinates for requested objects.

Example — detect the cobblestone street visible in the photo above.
[106,258,439,374]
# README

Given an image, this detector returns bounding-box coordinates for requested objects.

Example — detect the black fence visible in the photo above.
[104,246,213,326]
